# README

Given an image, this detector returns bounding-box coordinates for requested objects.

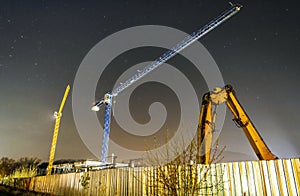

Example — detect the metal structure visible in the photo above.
[198,84,278,164]
[47,85,71,175]
[92,4,242,163]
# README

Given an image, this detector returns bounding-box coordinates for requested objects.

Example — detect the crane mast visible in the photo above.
[47,85,70,175]
[92,4,242,163]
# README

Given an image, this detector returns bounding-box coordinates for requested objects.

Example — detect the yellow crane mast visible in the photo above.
[46,85,70,175]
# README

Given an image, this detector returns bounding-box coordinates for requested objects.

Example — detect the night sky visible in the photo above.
[1,0,299,162]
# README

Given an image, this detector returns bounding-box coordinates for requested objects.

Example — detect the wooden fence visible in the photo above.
[2,158,299,195]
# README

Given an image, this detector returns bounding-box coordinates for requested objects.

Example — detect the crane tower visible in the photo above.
[92,4,242,163]
[47,85,70,175]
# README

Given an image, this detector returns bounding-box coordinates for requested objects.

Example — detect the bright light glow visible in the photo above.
[91,106,100,112]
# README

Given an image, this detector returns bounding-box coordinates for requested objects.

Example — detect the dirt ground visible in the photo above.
[0,185,50,196]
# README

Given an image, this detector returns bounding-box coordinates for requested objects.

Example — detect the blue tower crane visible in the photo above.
[92,4,242,163]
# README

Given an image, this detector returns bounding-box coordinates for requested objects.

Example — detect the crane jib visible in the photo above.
[110,4,241,97]
[93,4,242,163]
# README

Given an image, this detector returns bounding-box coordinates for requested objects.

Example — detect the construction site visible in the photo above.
[1,2,299,196]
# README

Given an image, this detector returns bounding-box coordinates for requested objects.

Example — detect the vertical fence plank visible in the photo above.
[283,159,298,196]
[245,161,256,195]
[239,161,249,195]
[291,158,300,195]
[267,160,280,195]
[233,162,242,195]
[221,163,230,196]
[261,160,272,195]
[227,162,235,196]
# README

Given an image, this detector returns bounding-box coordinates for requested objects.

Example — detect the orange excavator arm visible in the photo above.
[224,85,278,160]
[198,85,278,164]
[197,93,213,164]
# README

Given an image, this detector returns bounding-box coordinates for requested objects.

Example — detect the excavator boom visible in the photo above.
[197,93,213,164]
[224,85,278,160]
[198,85,277,164]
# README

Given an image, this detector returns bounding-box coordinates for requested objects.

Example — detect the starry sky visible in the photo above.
[0,0,299,162]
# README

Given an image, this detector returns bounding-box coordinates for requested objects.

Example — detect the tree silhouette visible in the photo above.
[144,133,225,195]
[0,157,41,178]
[0,157,15,178]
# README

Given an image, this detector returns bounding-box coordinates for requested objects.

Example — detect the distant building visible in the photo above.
[52,163,74,174]
[38,155,140,175]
